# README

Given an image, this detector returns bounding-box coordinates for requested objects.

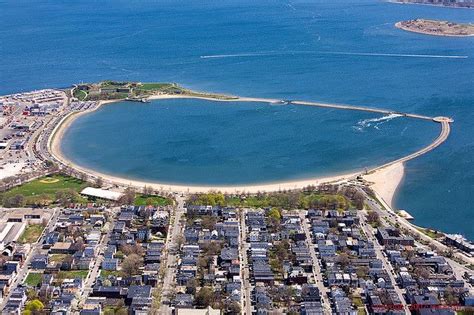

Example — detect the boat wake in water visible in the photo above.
[354,113,403,131]
[200,50,468,59]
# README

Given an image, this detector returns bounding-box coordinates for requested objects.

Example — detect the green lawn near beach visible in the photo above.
[18,224,45,244]
[1,174,88,206]
[134,194,172,206]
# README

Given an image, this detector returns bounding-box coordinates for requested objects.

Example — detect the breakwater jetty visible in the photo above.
[287,99,453,172]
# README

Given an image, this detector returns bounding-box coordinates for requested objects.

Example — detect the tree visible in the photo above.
[95,176,104,188]
[143,185,154,196]
[122,253,143,277]
[44,160,56,169]
[201,216,217,230]
[366,211,380,226]
[413,266,430,279]
[356,266,369,279]
[118,187,135,205]
[4,194,25,207]
[120,244,145,256]
[227,301,241,314]
[200,241,222,256]
[195,287,215,308]
[353,191,365,210]
[444,286,459,305]
[79,172,88,183]
[115,308,129,315]
[267,208,282,230]
[337,252,351,270]
[25,299,44,312]
[56,189,81,206]
[188,192,225,206]
[30,193,52,207]
[267,208,281,221]
[26,288,38,301]
[185,278,198,295]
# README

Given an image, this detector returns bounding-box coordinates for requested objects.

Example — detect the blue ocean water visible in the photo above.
[60,99,438,185]
[1,0,473,237]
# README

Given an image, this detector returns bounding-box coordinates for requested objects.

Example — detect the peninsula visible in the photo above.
[396,19,474,37]
[72,81,238,102]
[391,0,474,8]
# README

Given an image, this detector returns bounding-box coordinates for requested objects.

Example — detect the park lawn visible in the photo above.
[100,270,123,278]
[417,227,443,239]
[57,270,89,280]
[18,224,44,244]
[73,89,87,101]
[24,272,43,286]
[49,254,70,263]
[2,174,88,205]
[134,194,172,207]
[138,83,175,91]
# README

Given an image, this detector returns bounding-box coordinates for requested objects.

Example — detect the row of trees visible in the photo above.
[187,190,355,210]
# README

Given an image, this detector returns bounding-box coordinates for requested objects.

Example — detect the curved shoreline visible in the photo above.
[49,96,361,193]
[48,94,450,201]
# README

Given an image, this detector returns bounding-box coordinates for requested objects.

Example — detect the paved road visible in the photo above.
[73,208,118,311]
[0,208,60,311]
[299,213,332,313]
[361,187,474,266]
[358,210,410,314]
[159,195,185,314]
[239,209,252,315]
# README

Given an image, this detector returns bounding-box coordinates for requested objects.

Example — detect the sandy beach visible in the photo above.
[362,162,405,210]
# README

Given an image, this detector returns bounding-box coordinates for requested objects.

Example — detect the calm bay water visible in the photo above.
[1,0,473,237]
[60,99,438,184]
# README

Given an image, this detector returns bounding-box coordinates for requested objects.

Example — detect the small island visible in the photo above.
[395,19,474,37]
[392,0,473,8]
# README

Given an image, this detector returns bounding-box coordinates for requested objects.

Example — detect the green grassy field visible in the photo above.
[18,224,44,244]
[1,174,88,206]
[417,227,443,239]
[100,270,123,278]
[57,270,89,279]
[73,89,87,101]
[137,83,175,91]
[49,254,71,263]
[24,272,43,286]
[134,194,172,206]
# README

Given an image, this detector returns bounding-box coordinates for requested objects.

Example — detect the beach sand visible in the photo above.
[363,162,405,209]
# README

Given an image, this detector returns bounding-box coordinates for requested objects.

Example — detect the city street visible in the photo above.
[239,208,253,315]
[159,195,185,314]
[299,212,332,314]
[358,210,410,314]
